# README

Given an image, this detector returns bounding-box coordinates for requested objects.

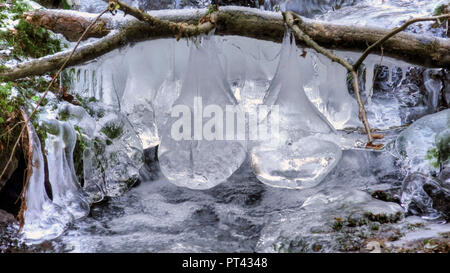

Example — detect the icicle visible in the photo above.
[423,69,443,112]
[303,51,360,130]
[365,62,374,103]
[43,119,90,219]
[216,36,279,113]
[21,117,72,242]
[250,32,342,189]
[120,40,180,149]
[153,39,182,128]
[158,33,246,190]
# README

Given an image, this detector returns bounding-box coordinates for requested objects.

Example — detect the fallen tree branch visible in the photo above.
[3,6,447,82]
[104,0,217,40]
[353,13,450,70]
[24,9,111,42]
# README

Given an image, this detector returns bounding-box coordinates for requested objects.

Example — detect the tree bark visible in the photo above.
[24,9,111,41]
[2,6,449,81]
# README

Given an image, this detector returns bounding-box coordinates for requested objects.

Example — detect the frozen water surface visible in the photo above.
[8,0,450,251]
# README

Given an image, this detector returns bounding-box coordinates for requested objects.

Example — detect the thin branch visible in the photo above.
[283,11,353,71]
[284,11,374,144]
[353,13,450,70]
[0,8,110,182]
[351,71,374,143]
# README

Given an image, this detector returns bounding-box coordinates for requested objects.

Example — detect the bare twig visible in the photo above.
[353,13,450,70]
[283,11,375,144]
[351,70,373,143]
[0,8,109,182]
[283,12,353,71]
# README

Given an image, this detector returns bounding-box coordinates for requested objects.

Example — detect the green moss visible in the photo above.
[34,121,48,143]
[74,94,97,117]
[0,19,62,59]
[73,126,87,183]
[332,217,343,231]
[42,121,60,136]
[61,0,72,10]
[8,0,31,16]
[0,82,24,132]
[426,133,450,168]
[433,4,448,16]
[0,82,14,127]
[101,121,124,140]
[58,108,70,121]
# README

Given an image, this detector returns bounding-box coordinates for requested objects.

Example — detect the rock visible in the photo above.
[256,189,404,252]
[0,209,16,225]
[268,0,360,18]
[395,109,450,175]
[443,69,450,108]
[394,67,448,124]
[439,166,450,190]
[401,173,438,217]
[0,153,18,192]
[423,180,450,220]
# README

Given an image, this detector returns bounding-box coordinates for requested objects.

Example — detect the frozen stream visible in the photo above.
[1,0,449,253]
[52,149,418,252]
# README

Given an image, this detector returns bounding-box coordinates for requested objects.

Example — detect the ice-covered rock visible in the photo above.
[256,189,403,252]
[423,179,450,220]
[94,110,144,196]
[400,173,439,219]
[56,102,145,201]
[263,0,361,17]
[395,109,450,175]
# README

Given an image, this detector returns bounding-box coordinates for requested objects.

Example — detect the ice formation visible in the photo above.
[400,173,440,219]
[42,119,90,219]
[250,32,342,189]
[20,28,440,241]
[21,118,73,241]
[395,109,450,175]
[158,34,247,190]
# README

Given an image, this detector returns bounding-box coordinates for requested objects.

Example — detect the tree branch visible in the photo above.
[353,13,450,70]
[24,9,111,42]
[104,0,217,39]
[13,7,449,75]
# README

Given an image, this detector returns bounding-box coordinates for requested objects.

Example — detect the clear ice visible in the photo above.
[250,32,342,189]
[42,119,90,219]
[21,27,442,242]
[157,34,247,190]
[21,119,73,242]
